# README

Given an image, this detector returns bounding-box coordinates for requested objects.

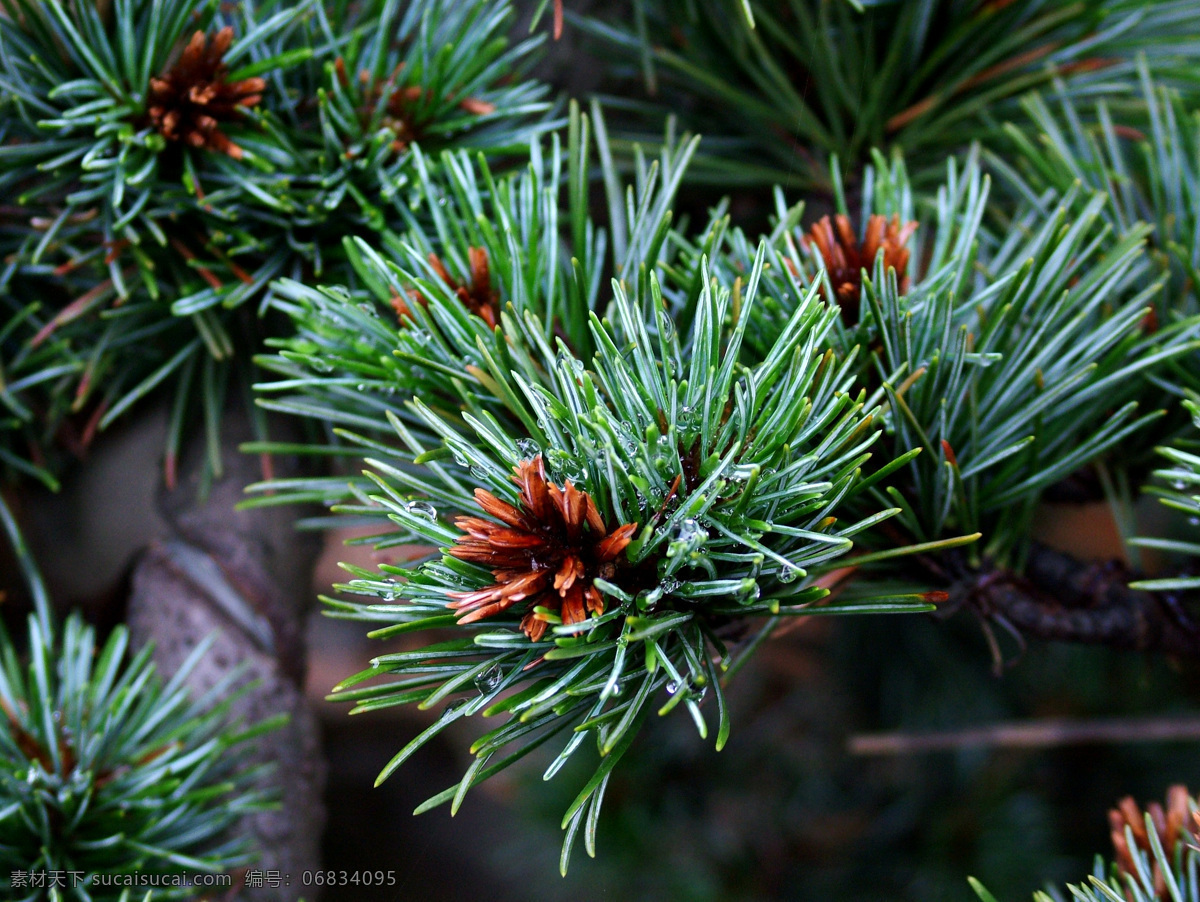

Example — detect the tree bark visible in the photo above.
[127,405,326,901]
[950,542,1200,658]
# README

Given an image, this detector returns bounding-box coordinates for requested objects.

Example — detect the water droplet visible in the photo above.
[657,310,676,341]
[356,383,367,391]
[666,680,681,695]
[635,587,664,611]
[311,358,333,374]
[405,501,438,521]
[357,303,380,318]
[451,449,470,467]
[380,577,398,601]
[678,407,699,430]
[671,518,707,556]
[516,438,540,459]
[779,563,800,584]
[475,664,503,694]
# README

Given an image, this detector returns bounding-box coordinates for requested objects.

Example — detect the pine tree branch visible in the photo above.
[955,542,1200,658]
[850,715,1200,755]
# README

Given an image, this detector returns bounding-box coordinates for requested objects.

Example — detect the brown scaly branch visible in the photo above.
[946,542,1200,659]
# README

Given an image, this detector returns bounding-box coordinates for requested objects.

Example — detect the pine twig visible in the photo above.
[850,715,1200,755]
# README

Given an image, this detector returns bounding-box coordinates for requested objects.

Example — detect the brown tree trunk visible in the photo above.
[126,404,326,901]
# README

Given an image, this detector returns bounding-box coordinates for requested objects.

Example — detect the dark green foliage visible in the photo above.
[580,0,1200,189]
[250,103,697,513]
[989,59,1200,319]
[1130,398,1200,593]
[0,613,272,901]
[0,0,552,484]
[0,302,83,491]
[701,148,1200,566]
[0,496,270,901]
[851,167,1194,561]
